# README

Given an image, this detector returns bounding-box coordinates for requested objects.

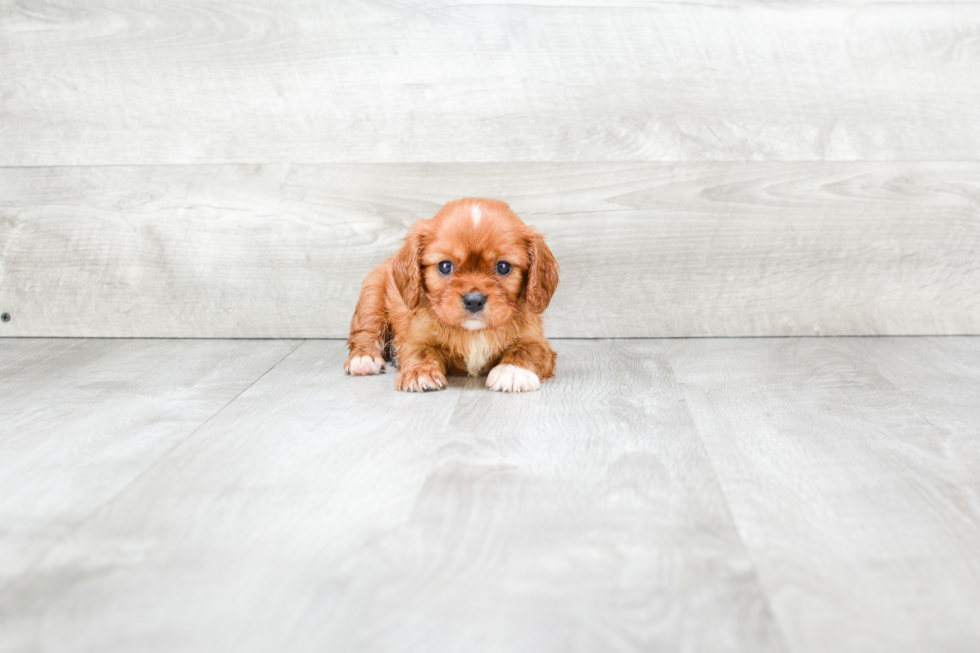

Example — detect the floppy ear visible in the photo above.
[524,228,559,314]
[391,221,427,309]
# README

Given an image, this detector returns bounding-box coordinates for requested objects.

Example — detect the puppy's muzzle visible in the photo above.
[461,292,487,314]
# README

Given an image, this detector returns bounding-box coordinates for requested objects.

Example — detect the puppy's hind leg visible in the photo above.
[345,266,389,376]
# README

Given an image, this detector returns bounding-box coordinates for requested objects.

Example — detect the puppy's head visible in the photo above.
[392,199,558,330]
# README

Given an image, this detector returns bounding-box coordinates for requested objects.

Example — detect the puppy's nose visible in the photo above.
[461,292,487,314]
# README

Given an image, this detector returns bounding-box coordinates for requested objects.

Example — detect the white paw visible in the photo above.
[345,355,385,376]
[486,364,541,393]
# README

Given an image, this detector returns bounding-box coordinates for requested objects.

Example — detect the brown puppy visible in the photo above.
[345,198,559,392]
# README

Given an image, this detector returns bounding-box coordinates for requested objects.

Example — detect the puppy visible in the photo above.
[344,198,559,392]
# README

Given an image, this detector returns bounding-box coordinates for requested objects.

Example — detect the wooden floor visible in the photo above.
[4,2,978,648]
[1,337,978,653]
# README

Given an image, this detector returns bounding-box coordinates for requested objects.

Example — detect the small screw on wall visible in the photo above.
[1,313,10,323]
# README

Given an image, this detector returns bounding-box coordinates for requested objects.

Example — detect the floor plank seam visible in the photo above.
[671,374,795,653]
[0,339,308,600]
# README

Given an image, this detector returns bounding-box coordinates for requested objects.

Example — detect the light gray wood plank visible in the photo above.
[2,162,979,338]
[0,337,300,592]
[1,1,979,164]
[850,337,980,437]
[666,337,980,653]
[0,340,785,653]
[285,340,785,652]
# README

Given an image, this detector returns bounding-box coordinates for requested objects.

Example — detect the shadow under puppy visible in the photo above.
[345,198,559,392]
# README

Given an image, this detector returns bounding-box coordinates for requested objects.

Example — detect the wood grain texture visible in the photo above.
[2,162,979,338]
[850,337,980,437]
[0,337,300,592]
[666,337,980,653]
[0,340,785,653]
[1,1,979,165]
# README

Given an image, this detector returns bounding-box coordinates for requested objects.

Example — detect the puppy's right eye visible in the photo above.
[437,261,454,275]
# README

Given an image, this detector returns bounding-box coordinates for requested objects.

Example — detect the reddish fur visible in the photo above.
[345,198,559,391]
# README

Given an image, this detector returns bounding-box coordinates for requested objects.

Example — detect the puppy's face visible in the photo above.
[393,199,558,330]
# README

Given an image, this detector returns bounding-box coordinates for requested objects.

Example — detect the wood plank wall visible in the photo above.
[1,1,978,337]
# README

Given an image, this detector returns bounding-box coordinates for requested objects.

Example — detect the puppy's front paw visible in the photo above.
[395,367,447,392]
[345,354,385,376]
[486,364,541,393]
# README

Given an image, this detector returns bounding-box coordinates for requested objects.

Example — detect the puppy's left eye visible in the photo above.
[496,261,512,276]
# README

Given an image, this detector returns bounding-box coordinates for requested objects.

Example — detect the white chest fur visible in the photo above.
[464,331,495,377]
